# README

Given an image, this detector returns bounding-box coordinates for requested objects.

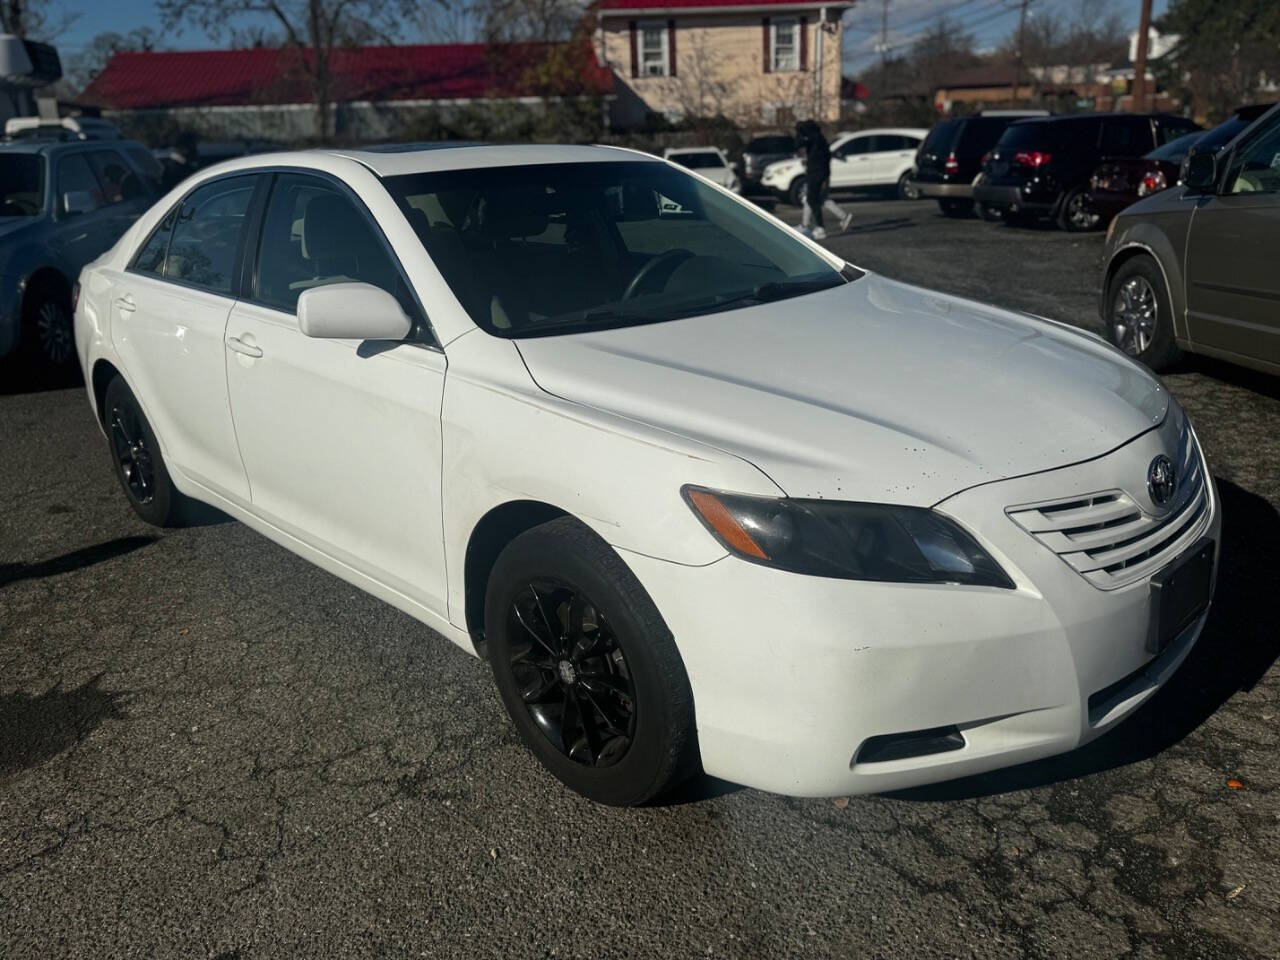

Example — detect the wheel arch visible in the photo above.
[21,265,72,316]
[463,499,571,651]
[90,358,123,431]
[1103,241,1183,341]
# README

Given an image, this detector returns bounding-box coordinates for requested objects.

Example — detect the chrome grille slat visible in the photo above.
[1006,424,1210,590]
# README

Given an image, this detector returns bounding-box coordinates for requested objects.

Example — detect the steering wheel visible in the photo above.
[622,249,694,301]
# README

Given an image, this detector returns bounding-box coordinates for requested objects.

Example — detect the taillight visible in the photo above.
[1013,151,1052,169]
[70,282,80,314]
[980,151,991,168]
[1137,170,1167,197]
[944,152,959,174]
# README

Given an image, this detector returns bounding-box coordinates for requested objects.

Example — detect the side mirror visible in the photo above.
[62,190,96,216]
[297,282,413,341]
[1183,150,1218,192]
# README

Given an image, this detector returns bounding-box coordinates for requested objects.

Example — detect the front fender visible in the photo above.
[440,330,782,626]
[1104,218,1187,341]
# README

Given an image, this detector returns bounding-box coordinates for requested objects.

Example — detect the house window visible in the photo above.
[772,18,799,72]
[641,22,668,77]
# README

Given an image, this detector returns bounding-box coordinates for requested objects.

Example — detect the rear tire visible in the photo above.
[974,201,1003,222]
[1058,185,1101,232]
[1105,255,1181,371]
[898,172,921,200]
[103,376,198,527]
[938,198,973,217]
[484,517,698,806]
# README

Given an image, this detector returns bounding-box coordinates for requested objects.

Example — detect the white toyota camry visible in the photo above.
[74,143,1220,805]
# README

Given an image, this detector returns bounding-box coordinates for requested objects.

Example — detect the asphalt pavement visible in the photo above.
[2,195,1278,959]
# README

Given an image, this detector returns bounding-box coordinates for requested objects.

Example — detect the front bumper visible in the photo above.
[622,415,1219,797]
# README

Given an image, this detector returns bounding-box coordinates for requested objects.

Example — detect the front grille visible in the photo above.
[1007,426,1210,590]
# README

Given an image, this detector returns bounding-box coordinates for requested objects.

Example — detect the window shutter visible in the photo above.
[762,17,771,74]
[668,19,677,77]
[629,20,638,79]
[800,16,808,70]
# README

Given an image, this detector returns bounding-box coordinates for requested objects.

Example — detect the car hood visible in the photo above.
[763,158,803,179]
[515,273,1168,505]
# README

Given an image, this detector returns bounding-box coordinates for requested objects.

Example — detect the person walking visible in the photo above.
[794,120,852,239]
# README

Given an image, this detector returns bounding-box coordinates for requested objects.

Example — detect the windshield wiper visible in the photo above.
[698,277,843,312]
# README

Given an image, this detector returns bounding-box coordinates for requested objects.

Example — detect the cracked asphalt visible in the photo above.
[2,196,1279,959]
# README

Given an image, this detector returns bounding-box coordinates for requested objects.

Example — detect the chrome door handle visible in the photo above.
[114,295,136,313]
[226,336,262,358]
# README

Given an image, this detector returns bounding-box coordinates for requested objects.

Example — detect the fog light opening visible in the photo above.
[853,725,966,766]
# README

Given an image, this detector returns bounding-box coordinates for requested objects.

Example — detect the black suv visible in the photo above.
[913,112,1048,217]
[974,113,1201,230]
[738,134,796,193]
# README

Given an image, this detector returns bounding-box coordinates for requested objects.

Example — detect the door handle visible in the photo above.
[114,295,136,313]
[226,336,263,358]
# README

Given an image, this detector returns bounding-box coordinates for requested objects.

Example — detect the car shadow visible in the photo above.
[0,674,131,776]
[843,218,916,235]
[890,477,1277,802]
[0,354,83,396]
[1176,354,1280,404]
[0,535,157,588]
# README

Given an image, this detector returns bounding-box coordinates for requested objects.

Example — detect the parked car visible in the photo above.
[761,128,929,205]
[974,113,1201,231]
[663,146,740,192]
[0,136,165,370]
[1101,102,1280,374]
[1085,130,1203,224]
[913,110,1050,218]
[4,115,122,141]
[77,143,1219,805]
[737,133,796,193]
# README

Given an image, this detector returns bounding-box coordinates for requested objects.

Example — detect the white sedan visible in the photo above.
[761,127,929,204]
[75,144,1219,805]
[662,146,740,192]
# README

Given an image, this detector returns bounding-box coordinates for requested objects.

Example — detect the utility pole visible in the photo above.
[1011,0,1030,106]
[1131,0,1153,112]
[879,0,890,102]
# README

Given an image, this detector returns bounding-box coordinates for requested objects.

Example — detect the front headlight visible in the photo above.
[682,486,1014,587]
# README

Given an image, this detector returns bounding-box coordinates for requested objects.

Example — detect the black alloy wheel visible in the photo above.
[110,397,157,506]
[1059,186,1101,232]
[505,579,636,767]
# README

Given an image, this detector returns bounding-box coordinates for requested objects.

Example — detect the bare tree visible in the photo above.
[157,0,428,140]
[1,0,78,39]
[473,0,583,43]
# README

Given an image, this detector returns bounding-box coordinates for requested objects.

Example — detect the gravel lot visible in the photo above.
[2,195,1278,959]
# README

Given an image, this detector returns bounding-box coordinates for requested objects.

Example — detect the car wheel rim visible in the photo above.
[1068,194,1097,229]
[109,401,156,505]
[36,301,72,365]
[505,579,636,768]
[1113,276,1157,355]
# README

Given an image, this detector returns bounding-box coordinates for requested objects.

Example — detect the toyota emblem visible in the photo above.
[1147,455,1177,506]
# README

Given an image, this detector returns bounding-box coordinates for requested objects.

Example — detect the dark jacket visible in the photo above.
[795,121,830,181]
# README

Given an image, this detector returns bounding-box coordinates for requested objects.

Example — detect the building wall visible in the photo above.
[600,12,842,128]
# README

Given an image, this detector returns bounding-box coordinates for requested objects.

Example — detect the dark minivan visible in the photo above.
[974,113,1200,231]
[913,111,1048,218]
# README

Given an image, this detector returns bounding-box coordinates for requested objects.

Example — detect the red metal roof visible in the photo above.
[599,0,850,9]
[82,42,614,111]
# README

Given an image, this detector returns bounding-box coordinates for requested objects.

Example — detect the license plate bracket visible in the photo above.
[1147,539,1214,655]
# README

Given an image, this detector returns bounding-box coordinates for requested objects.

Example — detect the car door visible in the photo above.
[109,173,259,501]
[223,171,449,614]
[871,134,920,184]
[830,135,872,187]
[47,151,114,272]
[1184,111,1280,367]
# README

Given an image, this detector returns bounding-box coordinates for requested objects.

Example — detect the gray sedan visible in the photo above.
[1100,101,1280,374]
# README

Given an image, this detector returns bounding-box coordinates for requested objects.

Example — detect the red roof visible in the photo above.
[599,0,850,9]
[82,43,614,110]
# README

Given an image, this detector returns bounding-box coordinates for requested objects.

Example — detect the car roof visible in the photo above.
[331,142,658,177]
[0,137,148,156]
[665,146,721,154]
[838,127,929,137]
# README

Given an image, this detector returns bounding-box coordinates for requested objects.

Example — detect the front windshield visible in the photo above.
[1146,131,1202,162]
[0,154,45,217]
[383,160,849,338]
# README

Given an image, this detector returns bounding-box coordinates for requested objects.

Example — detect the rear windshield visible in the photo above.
[671,151,723,170]
[0,154,44,216]
[1196,114,1255,154]
[996,119,1090,151]
[921,120,958,154]
[746,136,794,153]
[1146,130,1202,162]
[956,117,1016,152]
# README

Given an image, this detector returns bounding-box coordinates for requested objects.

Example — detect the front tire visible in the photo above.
[484,517,698,806]
[1105,255,1180,371]
[21,289,75,372]
[103,376,197,527]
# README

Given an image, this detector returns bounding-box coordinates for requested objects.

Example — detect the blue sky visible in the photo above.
[57,0,1170,64]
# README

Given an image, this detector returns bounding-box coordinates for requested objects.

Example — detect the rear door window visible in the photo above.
[956,117,1012,154]
[672,151,724,170]
[163,175,258,295]
[55,153,105,216]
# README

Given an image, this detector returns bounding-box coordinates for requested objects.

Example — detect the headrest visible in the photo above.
[302,193,367,260]
[475,187,551,239]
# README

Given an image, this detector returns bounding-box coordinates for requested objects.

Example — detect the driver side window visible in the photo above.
[1226,118,1280,196]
